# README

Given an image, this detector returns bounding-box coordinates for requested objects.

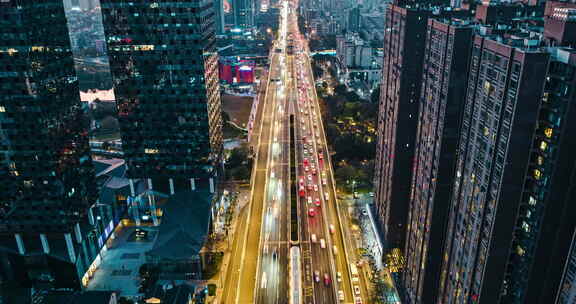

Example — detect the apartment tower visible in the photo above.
[403,18,473,304]
[374,4,429,253]
[438,24,576,303]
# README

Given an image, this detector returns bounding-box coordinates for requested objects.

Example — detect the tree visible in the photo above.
[371,86,380,104]
[335,165,358,183]
[227,146,249,168]
[232,166,250,180]
[222,111,231,123]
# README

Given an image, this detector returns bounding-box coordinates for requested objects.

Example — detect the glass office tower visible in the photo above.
[100,0,223,193]
[0,0,98,289]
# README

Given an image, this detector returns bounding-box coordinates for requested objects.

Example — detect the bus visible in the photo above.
[289,246,303,304]
[350,263,360,283]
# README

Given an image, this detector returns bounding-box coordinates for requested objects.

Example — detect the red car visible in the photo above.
[314,199,321,207]
[323,273,331,286]
[318,153,323,160]
[303,157,309,166]
[308,208,316,217]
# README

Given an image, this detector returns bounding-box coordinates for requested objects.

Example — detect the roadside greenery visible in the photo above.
[313,56,380,189]
[226,146,252,181]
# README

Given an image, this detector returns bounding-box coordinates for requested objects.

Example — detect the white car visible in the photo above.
[333,245,338,255]
[307,174,312,181]
[354,285,361,295]
[338,290,345,301]
[322,178,327,185]
[320,238,326,249]
[307,196,312,205]
[314,185,318,192]
[337,272,342,282]
[311,234,317,243]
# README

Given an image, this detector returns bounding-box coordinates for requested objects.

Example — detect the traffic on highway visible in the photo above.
[251,0,368,303]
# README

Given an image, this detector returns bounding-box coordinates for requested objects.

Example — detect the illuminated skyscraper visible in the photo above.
[100,0,223,195]
[0,0,98,289]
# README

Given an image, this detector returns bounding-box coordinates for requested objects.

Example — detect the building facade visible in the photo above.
[403,19,473,304]
[0,0,101,289]
[436,27,576,303]
[100,0,223,194]
[374,4,429,253]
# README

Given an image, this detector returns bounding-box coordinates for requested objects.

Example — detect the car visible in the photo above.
[369,192,374,197]
[311,234,317,243]
[307,174,312,181]
[314,199,321,207]
[354,285,361,295]
[303,143,308,149]
[355,297,363,304]
[320,238,326,248]
[299,177,304,186]
[314,271,320,282]
[312,168,317,175]
[338,290,345,301]
[307,196,312,205]
[304,165,309,172]
[325,192,330,201]
[329,224,335,234]
[362,209,368,216]
[353,191,359,199]
[314,185,318,192]
[308,208,316,217]
[303,149,308,155]
[333,245,338,255]
[318,153,323,160]
[322,178,327,185]
[323,273,331,286]
[336,272,342,283]
[303,157,309,165]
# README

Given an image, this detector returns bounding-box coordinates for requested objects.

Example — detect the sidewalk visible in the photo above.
[338,192,401,302]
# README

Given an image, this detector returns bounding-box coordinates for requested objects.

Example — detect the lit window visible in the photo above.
[540,141,547,151]
[544,128,553,138]
[145,148,159,154]
[533,169,541,180]
[516,246,525,256]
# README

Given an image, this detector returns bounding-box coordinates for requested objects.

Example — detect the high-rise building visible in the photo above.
[374,4,429,253]
[233,0,255,29]
[0,0,99,289]
[347,5,362,32]
[437,27,576,304]
[403,18,473,304]
[215,0,226,34]
[100,0,223,194]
